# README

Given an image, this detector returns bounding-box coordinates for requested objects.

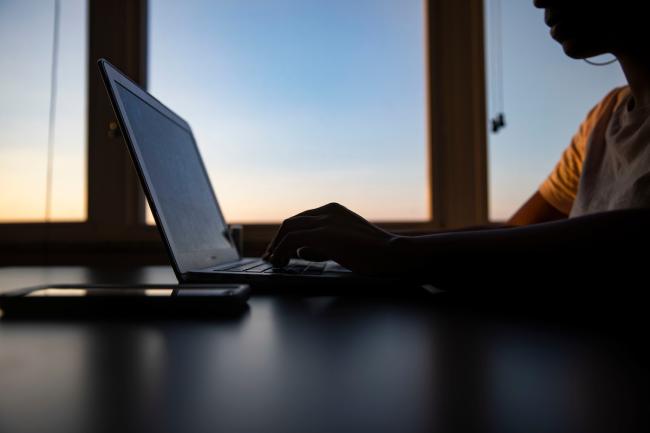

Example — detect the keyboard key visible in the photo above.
[223,260,265,272]
[305,263,325,273]
[218,259,326,275]
[245,263,274,273]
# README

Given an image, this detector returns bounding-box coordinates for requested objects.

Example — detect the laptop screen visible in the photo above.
[114,81,239,272]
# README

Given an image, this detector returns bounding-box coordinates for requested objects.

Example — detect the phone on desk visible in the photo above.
[0,284,250,318]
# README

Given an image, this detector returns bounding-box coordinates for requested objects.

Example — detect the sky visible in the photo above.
[0,0,86,222]
[148,0,427,223]
[0,0,627,223]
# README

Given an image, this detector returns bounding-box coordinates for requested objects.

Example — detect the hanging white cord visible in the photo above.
[489,0,506,133]
[43,0,60,264]
[45,0,60,223]
[494,0,504,120]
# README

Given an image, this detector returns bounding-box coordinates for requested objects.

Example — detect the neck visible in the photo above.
[616,53,650,110]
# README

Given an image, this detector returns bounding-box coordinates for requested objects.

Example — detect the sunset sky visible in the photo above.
[0,0,86,222]
[0,0,626,223]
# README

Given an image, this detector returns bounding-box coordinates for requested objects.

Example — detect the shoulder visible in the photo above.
[611,85,631,108]
[586,86,630,121]
[574,86,629,145]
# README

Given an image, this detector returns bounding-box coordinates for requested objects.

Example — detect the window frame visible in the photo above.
[0,0,488,265]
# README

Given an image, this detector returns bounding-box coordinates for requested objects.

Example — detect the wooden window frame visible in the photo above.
[0,0,488,265]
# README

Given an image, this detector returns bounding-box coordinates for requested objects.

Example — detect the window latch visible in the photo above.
[108,121,122,139]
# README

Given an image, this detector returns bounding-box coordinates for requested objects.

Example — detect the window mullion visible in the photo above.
[87,0,147,229]
[426,0,488,228]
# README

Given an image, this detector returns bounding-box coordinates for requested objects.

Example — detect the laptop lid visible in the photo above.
[98,59,240,277]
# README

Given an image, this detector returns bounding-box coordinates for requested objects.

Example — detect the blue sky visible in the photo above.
[149,0,427,222]
[0,0,628,223]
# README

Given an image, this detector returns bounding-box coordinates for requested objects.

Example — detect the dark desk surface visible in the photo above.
[0,266,647,433]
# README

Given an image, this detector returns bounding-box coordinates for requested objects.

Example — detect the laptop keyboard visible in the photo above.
[218,259,327,275]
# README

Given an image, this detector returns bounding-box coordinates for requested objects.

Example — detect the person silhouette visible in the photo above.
[264,0,650,288]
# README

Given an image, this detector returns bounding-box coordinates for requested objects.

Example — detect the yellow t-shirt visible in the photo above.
[539,86,636,216]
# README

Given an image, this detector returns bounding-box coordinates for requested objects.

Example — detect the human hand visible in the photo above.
[263,203,400,275]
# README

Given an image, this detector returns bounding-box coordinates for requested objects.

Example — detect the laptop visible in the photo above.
[98,59,393,288]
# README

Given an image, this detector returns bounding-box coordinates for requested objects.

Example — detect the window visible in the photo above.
[0,0,87,222]
[1,0,488,264]
[484,0,626,221]
[148,0,427,223]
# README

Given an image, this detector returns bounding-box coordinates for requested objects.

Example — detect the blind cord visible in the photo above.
[44,0,60,263]
[45,0,60,223]
[489,0,506,134]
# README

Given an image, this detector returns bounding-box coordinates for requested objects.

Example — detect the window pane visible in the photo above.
[149,0,426,223]
[0,0,87,222]
[485,0,626,221]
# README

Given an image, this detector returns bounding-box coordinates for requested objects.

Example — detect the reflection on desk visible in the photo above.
[0,266,648,433]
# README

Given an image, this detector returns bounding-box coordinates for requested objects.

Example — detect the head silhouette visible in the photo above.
[534,0,646,60]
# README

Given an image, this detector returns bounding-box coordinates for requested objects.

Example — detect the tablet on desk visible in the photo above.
[0,284,250,318]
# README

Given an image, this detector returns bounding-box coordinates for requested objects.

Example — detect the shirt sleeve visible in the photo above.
[538,87,627,215]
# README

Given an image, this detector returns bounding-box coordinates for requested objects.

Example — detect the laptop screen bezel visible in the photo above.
[98,59,240,278]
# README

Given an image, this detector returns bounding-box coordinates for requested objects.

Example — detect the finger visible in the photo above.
[270,228,330,267]
[268,203,344,253]
[297,246,330,262]
[265,215,326,256]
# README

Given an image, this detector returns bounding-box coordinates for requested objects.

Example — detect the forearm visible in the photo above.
[423,223,510,235]
[391,208,650,288]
